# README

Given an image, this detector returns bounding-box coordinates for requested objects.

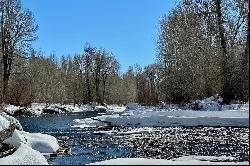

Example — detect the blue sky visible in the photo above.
[22,0,178,72]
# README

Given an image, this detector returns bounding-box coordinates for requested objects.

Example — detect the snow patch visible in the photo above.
[72,118,107,128]
[88,156,249,165]
[0,143,48,165]
[4,105,24,115]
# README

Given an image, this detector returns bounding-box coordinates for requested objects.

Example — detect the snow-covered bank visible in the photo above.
[73,99,249,128]
[0,113,59,165]
[88,156,249,165]
[4,103,94,116]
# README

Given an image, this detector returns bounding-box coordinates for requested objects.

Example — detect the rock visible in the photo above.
[64,148,72,155]
[94,106,107,112]
[50,153,58,157]
[190,102,204,110]
[0,143,16,158]
[0,123,17,143]
[42,109,60,114]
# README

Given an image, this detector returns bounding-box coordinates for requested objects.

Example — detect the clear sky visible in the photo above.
[22,0,178,72]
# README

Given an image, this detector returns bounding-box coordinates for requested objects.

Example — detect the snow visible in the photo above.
[94,106,108,112]
[3,129,59,154]
[4,105,24,115]
[27,103,46,116]
[188,95,249,112]
[4,103,92,116]
[0,112,59,165]
[2,95,249,117]
[64,104,84,113]
[72,118,107,128]
[221,103,249,111]
[19,131,59,154]
[127,103,140,110]
[117,127,153,135]
[73,109,249,128]
[73,100,249,128]
[0,113,23,130]
[88,156,249,165]
[0,114,10,132]
[80,104,94,111]
[107,106,127,113]
[0,143,48,165]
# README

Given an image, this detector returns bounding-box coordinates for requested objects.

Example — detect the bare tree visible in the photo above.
[0,0,38,104]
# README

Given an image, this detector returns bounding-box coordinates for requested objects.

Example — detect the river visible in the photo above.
[16,111,249,165]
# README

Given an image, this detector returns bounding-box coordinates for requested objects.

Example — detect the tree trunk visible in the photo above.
[241,11,249,101]
[215,0,234,104]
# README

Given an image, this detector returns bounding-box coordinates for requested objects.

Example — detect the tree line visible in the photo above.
[156,0,249,104]
[0,0,249,107]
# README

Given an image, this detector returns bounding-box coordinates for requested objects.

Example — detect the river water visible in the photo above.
[17,111,249,165]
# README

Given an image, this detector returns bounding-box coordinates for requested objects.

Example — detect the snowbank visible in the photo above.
[20,131,59,154]
[89,156,249,165]
[0,113,23,130]
[3,129,59,154]
[188,95,249,112]
[4,103,90,116]
[0,143,48,165]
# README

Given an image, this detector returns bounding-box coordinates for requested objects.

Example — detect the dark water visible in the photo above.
[17,112,249,165]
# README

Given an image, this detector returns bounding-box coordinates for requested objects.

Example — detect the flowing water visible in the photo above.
[17,112,249,165]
